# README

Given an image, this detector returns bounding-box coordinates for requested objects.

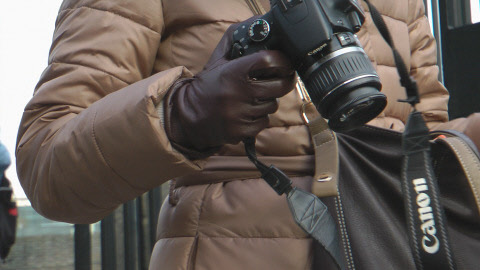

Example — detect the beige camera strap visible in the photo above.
[297,79,339,197]
[434,134,480,215]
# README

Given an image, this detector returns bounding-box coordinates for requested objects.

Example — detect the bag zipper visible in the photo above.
[335,195,356,269]
[245,0,266,15]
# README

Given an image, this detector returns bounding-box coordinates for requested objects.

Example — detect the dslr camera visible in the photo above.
[231,0,386,132]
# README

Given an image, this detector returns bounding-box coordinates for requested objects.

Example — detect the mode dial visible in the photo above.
[248,19,270,42]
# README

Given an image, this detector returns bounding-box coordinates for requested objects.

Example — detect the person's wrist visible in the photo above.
[164,79,192,146]
[163,79,220,159]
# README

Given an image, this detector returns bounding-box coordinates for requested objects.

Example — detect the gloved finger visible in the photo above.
[249,65,296,80]
[225,50,294,80]
[435,112,480,151]
[463,113,480,151]
[248,50,294,76]
[226,116,270,143]
[241,116,271,138]
[244,99,280,117]
[249,76,296,100]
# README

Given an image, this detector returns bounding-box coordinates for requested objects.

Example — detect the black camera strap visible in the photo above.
[243,137,345,270]
[364,1,455,269]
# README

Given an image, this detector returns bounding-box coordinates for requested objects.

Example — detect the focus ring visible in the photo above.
[304,51,377,106]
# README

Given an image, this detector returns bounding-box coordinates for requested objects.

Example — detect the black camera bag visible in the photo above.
[312,125,480,269]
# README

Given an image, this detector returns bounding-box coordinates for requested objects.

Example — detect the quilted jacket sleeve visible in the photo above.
[407,0,450,128]
[16,0,203,223]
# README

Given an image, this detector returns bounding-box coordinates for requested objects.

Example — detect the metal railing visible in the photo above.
[74,185,167,270]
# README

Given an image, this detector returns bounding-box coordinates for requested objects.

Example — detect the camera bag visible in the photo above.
[311,124,480,270]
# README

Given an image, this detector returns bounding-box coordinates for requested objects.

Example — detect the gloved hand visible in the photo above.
[464,113,480,150]
[164,22,296,158]
[457,113,480,151]
[435,112,480,151]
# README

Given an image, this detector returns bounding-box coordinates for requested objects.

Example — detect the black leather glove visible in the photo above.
[164,22,296,158]
[438,112,480,151]
[464,113,480,151]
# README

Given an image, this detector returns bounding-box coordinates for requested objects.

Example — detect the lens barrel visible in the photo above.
[301,46,386,132]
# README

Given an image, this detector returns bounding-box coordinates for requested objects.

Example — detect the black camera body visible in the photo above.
[231,0,387,132]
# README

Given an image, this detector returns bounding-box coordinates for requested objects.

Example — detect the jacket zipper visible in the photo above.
[246,0,265,15]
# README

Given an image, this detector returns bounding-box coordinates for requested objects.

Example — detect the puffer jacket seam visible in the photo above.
[167,20,237,69]
[410,65,438,72]
[52,145,120,212]
[187,236,311,239]
[59,6,161,34]
[422,109,445,117]
[408,15,425,32]
[91,110,140,196]
[159,236,311,240]
[167,31,176,69]
[175,174,311,188]
[187,186,209,269]
[160,0,166,35]
[364,9,407,23]
[408,17,435,65]
[377,63,405,69]
[22,104,84,114]
[49,61,131,85]
[377,13,405,23]
[163,11,240,23]
[407,0,426,27]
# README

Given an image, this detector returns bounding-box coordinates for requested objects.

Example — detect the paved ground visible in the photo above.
[0,206,101,270]
[0,234,101,270]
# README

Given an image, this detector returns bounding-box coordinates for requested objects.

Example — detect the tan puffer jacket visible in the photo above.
[16,0,450,269]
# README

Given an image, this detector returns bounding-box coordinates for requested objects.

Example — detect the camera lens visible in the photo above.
[327,86,387,131]
[301,46,386,132]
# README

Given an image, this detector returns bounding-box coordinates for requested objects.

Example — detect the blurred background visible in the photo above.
[0,0,479,269]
